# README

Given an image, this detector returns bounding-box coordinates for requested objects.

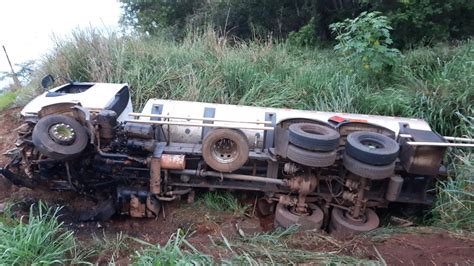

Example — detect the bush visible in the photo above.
[330,11,402,74]
[288,18,319,47]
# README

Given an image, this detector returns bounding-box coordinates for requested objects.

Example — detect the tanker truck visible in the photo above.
[1,75,471,234]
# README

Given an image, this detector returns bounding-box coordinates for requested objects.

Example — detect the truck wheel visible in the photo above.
[343,152,395,180]
[289,123,340,151]
[287,144,336,167]
[32,114,88,160]
[202,129,249,172]
[275,203,324,230]
[345,131,399,166]
[329,208,379,234]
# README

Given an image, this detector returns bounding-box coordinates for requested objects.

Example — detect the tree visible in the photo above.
[119,0,474,47]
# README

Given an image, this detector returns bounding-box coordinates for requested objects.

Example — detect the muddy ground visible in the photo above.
[1,108,473,265]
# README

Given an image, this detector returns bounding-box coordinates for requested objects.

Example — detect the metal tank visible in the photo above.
[128,99,433,148]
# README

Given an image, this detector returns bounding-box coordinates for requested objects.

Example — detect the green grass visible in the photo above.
[0,85,40,111]
[131,227,376,265]
[432,152,474,231]
[131,229,213,265]
[92,231,129,263]
[0,202,90,264]
[0,91,17,111]
[201,191,248,215]
[219,226,377,264]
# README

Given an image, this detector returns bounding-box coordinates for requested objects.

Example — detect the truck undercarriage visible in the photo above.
[2,78,471,234]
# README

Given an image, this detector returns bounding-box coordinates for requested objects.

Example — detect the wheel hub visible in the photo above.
[361,140,383,150]
[49,123,76,145]
[289,205,311,216]
[344,210,367,224]
[211,138,238,163]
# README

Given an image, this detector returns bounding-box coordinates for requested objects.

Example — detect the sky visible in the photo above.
[0,0,122,89]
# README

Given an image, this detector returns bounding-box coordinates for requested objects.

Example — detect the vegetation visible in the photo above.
[432,152,474,231]
[330,11,402,74]
[0,203,89,264]
[201,191,248,215]
[0,85,40,111]
[0,91,17,110]
[132,229,214,265]
[130,227,377,265]
[119,0,473,48]
[221,226,376,264]
[38,28,472,138]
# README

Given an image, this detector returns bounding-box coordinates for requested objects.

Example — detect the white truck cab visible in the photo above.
[21,77,133,122]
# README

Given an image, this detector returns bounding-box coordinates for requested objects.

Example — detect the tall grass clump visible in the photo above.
[201,191,248,215]
[432,152,474,230]
[38,28,472,138]
[0,203,88,264]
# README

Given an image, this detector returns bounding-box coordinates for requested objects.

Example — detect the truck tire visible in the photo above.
[288,123,340,151]
[343,152,395,180]
[202,129,249,173]
[287,144,336,167]
[329,208,379,234]
[32,114,88,160]
[275,203,324,230]
[345,131,399,166]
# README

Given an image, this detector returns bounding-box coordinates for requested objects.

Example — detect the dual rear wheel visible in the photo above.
[274,203,380,234]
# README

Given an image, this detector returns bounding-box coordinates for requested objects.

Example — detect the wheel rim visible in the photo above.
[49,123,76,145]
[211,138,239,163]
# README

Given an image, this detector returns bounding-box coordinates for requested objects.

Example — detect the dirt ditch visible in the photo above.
[0,107,473,264]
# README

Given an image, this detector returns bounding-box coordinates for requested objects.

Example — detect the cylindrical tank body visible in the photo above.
[136,99,434,149]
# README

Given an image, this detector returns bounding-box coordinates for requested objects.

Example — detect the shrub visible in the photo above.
[330,11,402,74]
[288,18,319,47]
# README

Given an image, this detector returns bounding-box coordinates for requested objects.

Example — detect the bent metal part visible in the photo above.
[1,77,473,234]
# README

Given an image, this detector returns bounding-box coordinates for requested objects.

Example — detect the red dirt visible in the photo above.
[0,107,21,165]
[367,230,474,265]
[0,107,473,264]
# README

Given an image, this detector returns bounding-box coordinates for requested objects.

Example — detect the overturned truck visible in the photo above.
[1,76,471,234]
